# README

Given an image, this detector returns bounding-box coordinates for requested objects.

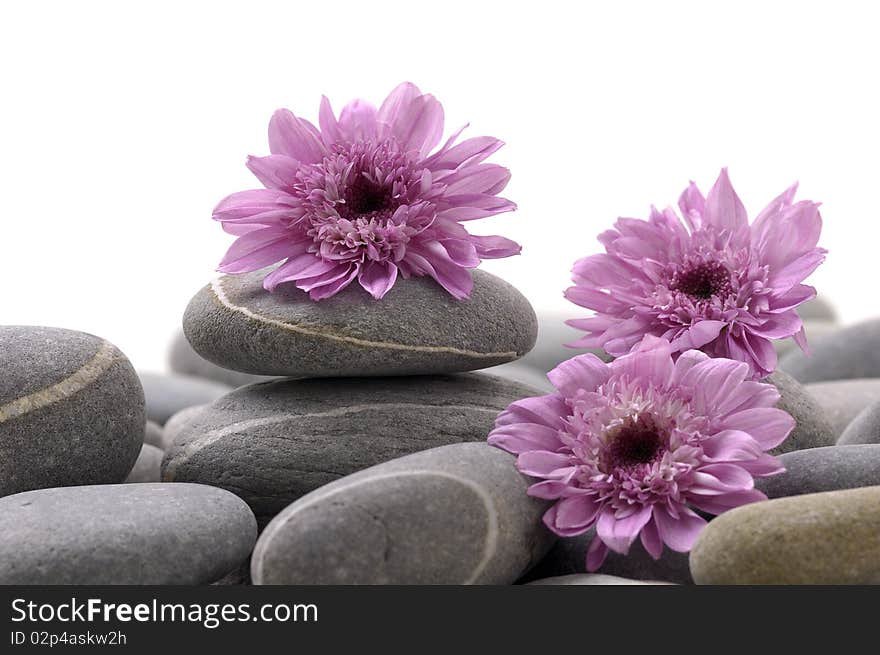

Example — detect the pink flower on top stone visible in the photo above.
[487,336,792,571]
[213,82,520,300]
[566,169,827,378]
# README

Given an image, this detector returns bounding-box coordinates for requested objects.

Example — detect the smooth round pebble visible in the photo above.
[183,268,537,377]
[756,445,880,498]
[161,404,208,450]
[139,372,231,425]
[168,329,275,388]
[780,318,880,383]
[0,483,257,584]
[125,444,164,483]
[483,362,553,393]
[527,574,673,585]
[251,443,554,585]
[797,296,838,322]
[163,374,545,523]
[0,326,144,497]
[766,370,835,454]
[838,399,880,445]
[144,421,164,449]
[806,379,880,438]
[690,486,880,584]
[523,527,693,585]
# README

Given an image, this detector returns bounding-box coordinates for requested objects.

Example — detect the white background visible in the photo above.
[0,1,872,372]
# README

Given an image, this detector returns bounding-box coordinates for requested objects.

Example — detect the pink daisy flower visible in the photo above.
[487,336,792,571]
[213,82,520,300]
[566,169,827,377]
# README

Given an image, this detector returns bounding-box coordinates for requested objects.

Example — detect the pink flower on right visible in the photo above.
[566,169,827,378]
[487,337,793,571]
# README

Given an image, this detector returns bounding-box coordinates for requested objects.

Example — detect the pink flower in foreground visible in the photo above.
[213,82,520,300]
[566,169,827,378]
[488,337,792,571]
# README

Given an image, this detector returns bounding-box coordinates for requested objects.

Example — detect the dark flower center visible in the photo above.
[344,175,393,217]
[673,261,730,300]
[604,415,666,469]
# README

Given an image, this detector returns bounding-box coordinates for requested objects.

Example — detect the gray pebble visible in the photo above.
[168,329,275,388]
[161,404,208,450]
[839,400,880,445]
[797,296,838,322]
[766,370,836,454]
[805,379,880,437]
[162,373,544,524]
[139,372,231,425]
[780,318,880,383]
[482,361,553,393]
[125,444,164,483]
[251,443,554,584]
[0,326,144,497]
[0,483,257,584]
[518,309,611,373]
[774,321,839,358]
[756,445,880,498]
[183,268,537,377]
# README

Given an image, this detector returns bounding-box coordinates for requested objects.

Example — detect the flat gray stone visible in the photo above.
[0,483,257,584]
[125,444,163,483]
[251,443,554,584]
[528,574,673,585]
[780,318,880,383]
[162,373,544,524]
[839,400,880,445]
[806,379,880,437]
[168,329,275,388]
[767,370,836,454]
[0,326,144,497]
[690,486,880,584]
[756,445,880,498]
[183,268,537,377]
[483,362,553,393]
[161,404,208,450]
[144,421,164,449]
[522,527,693,584]
[139,372,231,425]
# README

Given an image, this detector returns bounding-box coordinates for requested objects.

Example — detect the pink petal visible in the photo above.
[213,188,297,221]
[677,181,705,232]
[704,168,748,239]
[516,451,572,477]
[596,505,652,554]
[318,95,342,145]
[358,260,398,299]
[307,266,359,301]
[338,99,379,142]
[263,254,338,291]
[639,518,663,560]
[547,354,611,397]
[469,234,521,259]
[390,93,445,158]
[494,394,569,430]
[488,423,564,455]
[424,136,503,170]
[218,227,303,274]
[440,239,480,268]
[527,480,572,500]
[669,320,726,351]
[652,506,706,552]
[701,430,764,462]
[377,82,421,133]
[442,164,511,196]
[687,488,767,515]
[410,242,474,299]
[555,496,601,531]
[610,336,675,389]
[717,407,794,450]
[246,155,300,190]
[586,536,609,572]
[268,109,326,163]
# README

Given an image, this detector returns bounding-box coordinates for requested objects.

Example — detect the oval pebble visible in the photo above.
[251,443,554,585]
[168,329,276,388]
[0,326,144,497]
[125,444,164,483]
[690,486,880,584]
[161,404,208,450]
[805,379,880,438]
[755,445,880,498]
[780,318,880,383]
[838,399,880,445]
[0,483,257,584]
[144,420,164,449]
[139,372,231,425]
[182,268,537,377]
[767,370,835,454]
[162,374,544,524]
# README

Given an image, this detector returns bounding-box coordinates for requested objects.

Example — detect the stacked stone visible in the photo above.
[161,267,563,583]
[0,326,257,584]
